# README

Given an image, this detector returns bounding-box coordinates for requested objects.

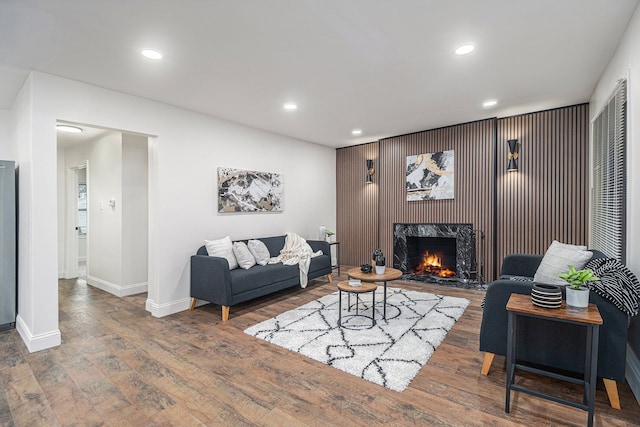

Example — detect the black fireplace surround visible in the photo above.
[393,223,475,283]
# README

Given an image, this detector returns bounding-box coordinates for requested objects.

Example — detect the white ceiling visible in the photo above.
[2,0,639,148]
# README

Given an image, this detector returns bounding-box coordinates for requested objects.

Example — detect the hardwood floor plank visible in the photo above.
[0,274,638,425]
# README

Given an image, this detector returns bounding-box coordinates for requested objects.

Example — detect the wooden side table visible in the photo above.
[346,267,403,320]
[329,241,340,276]
[337,281,377,327]
[505,294,603,427]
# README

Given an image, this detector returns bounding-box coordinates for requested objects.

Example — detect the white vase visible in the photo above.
[566,287,590,308]
[375,265,385,274]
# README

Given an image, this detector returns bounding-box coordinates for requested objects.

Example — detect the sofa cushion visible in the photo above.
[248,239,271,266]
[233,242,256,270]
[205,236,238,270]
[231,263,298,294]
[533,240,592,286]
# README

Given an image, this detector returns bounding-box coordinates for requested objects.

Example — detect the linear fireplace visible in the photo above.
[393,223,478,286]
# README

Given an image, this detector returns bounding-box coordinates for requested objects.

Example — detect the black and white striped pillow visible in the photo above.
[585,258,640,317]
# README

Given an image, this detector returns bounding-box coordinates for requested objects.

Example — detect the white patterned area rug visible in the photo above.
[244,287,470,392]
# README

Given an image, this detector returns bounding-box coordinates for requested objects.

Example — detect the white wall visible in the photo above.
[121,134,148,288]
[13,74,61,352]
[589,1,640,403]
[13,71,336,351]
[0,109,14,160]
[88,133,123,285]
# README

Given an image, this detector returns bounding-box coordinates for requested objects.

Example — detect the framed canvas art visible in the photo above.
[218,167,283,212]
[406,150,454,201]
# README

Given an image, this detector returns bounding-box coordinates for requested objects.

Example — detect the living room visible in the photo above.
[1,1,640,425]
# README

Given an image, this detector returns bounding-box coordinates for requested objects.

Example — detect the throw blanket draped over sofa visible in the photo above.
[190,234,332,321]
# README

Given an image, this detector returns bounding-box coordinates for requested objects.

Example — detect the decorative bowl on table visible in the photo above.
[360,263,372,273]
[531,283,562,309]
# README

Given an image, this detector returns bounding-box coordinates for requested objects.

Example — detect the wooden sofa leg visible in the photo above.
[481,352,495,375]
[222,306,230,322]
[327,274,333,283]
[603,378,621,409]
[189,298,196,311]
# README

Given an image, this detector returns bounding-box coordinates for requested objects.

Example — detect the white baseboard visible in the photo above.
[86,275,148,297]
[15,314,61,353]
[146,297,191,318]
[627,344,640,405]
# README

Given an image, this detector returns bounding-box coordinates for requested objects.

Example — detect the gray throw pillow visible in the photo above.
[233,241,256,270]
[533,240,593,286]
[248,239,271,266]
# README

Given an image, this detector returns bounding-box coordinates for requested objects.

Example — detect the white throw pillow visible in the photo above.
[233,242,256,270]
[533,240,593,286]
[248,239,270,266]
[204,236,238,270]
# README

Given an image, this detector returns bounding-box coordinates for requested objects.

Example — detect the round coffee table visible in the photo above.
[337,281,377,327]
[346,267,403,320]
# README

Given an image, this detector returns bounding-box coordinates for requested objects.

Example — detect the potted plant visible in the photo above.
[324,230,335,242]
[558,265,599,308]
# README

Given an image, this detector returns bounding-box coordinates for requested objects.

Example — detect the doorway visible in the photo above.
[57,123,149,296]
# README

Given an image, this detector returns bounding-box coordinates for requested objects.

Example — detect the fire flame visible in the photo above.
[413,251,456,278]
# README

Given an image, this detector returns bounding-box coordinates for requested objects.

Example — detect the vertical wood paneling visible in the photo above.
[336,142,379,266]
[336,104,589,282]
[495,105,589,271]
[378,120,496,280]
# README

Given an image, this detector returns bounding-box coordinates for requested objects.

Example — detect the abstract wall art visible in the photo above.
[218,167,283,213]
[406,150,454,201]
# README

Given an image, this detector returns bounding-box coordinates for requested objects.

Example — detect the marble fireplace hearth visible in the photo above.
[393,223,482,288]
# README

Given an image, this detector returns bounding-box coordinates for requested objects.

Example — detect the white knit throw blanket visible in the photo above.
[269,232,321,288]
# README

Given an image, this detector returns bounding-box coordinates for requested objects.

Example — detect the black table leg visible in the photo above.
[506,311,516,413]
[338,289,342,327]
[383,281,388,319]
[586,325,599,427]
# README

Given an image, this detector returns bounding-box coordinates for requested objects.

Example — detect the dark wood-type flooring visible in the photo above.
[1,270,639,426]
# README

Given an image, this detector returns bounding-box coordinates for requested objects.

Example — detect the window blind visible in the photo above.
[590,79,626,262]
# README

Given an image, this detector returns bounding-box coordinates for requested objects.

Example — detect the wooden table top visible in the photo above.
[337,281,378,293]
[506,293,602,325]
[346,267,403,282]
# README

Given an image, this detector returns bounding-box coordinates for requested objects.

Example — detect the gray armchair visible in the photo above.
[479,250,628,409]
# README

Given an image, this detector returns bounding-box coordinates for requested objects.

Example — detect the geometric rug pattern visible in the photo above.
[244,287,469,392]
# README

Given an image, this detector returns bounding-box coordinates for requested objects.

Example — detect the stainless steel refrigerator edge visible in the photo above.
[0,160,16,330]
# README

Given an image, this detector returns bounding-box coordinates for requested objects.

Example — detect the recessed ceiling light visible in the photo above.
[483,99,498,108]
[283,102,298,111]
[352,129,362,136]
[141,49,163,60]
[455,44,475,55]
[56,125,83,133]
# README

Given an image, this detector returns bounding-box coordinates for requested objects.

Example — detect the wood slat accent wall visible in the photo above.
[378,120,496,279]
[336,142,379,266]
[335,104,589,282]
[495,104,589,271]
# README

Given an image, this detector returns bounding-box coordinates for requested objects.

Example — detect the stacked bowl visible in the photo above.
[531,283,562,309]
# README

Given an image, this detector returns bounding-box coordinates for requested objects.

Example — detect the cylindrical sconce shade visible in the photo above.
[366,159,375,183]
[507,139,518,172]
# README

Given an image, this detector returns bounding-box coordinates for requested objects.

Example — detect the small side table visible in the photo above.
[505,294,603,427]
[329,241,340,276]
[337,281,377,327]
[346,267,403,320]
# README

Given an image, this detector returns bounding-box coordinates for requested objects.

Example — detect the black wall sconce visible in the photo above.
[366,159,375,183]
[507,139,518,172]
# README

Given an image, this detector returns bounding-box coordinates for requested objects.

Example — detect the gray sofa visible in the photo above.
[190,235,333,321]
